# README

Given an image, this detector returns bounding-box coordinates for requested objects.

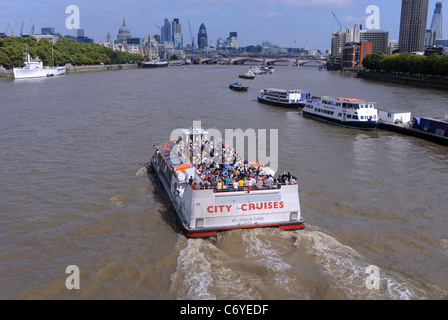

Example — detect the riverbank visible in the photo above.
[66,63,138,74]
[0,63,139,79]
[357,71,448,90]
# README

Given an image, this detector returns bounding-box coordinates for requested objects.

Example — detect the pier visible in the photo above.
[378,122,448,146]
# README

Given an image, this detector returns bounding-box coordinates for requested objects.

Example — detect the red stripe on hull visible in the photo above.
[185,223,305,238]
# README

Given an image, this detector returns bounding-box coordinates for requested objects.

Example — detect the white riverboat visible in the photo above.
[147,127,304,238]
[138,59,169,68]
[13,54,66,79]
[258,88,310,109]
[303,96,380,129]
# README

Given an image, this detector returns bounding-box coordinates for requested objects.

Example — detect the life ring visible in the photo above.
[163,144,170,150]
[444,125,448,131]
[164,151,170,157]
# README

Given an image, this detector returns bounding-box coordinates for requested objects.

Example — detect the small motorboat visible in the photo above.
[229,82,249,91]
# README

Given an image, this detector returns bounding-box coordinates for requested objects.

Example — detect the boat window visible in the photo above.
[353,115,358,120]
[347,114,352,119]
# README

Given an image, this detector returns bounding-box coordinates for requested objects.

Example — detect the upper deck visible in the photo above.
[309,96,378,110]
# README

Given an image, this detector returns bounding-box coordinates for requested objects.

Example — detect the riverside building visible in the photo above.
[399,0,429,53]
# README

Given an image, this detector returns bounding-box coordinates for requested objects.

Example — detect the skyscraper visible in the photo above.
[197,23,208,50]
[428,2,443,46]
[399,0,429,53]
[161,18,172,42]
[172,18,183,49]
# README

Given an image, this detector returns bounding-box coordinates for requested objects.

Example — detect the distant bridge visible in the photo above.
[193,57,326,66]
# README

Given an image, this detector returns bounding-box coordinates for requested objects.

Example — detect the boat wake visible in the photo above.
[169,226,447,300]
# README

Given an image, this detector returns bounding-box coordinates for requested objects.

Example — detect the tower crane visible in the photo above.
[331,11,343,32]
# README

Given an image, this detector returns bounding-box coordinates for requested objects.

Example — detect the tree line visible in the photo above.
[0,36,148,69]
[362,51,448,76]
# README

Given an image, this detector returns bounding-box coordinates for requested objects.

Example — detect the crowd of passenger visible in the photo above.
[173,137,298,191]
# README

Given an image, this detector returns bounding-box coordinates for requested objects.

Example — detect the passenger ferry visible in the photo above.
[303,96,380,129]
[258,88,310,109]
[147,127,305,238]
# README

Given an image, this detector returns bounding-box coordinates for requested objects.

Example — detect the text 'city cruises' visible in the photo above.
[147,127,304,238]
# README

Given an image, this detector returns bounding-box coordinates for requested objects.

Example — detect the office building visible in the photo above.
[399,0,429,53]
[161,18,172,42]
[360,30,389,53]
[342,41,373,68]
[227,32,238,49]
[172,18,183,49]
[197,23,208,50]
[41,27,55,35]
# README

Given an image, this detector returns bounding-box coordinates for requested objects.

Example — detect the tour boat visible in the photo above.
[302,96,380,129]
[258,88,310,109]
[147,127,305,238]
[138,59,169,68]
[13,54,66,79]
[229,82,249,91]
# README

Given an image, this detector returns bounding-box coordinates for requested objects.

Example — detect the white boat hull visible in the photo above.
[13,66,66,79]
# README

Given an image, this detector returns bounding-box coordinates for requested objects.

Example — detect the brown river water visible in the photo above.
[0,64,447,300]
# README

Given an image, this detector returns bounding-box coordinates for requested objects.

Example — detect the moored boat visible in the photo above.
[13,54,66,79]
[147,126,305,238]
[303,96,380,129]
[229,82,249,91]
[258,88,310,108]
[138,59,169,68]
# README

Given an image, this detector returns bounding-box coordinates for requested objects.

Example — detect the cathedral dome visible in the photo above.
[117,17,132,42]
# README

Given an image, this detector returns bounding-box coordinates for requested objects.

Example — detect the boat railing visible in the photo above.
[189,182,297,192]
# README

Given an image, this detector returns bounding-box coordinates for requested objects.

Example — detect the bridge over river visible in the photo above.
[192,57,326,66]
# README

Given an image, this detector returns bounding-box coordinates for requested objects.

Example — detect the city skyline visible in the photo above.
[2,0,447,51]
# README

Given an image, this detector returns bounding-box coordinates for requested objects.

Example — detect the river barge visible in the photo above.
[147,127,304,238]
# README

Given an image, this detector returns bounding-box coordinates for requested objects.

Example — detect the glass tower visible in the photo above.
[429,2,443,46]
[197,23,208,50]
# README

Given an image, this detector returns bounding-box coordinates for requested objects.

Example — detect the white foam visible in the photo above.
[294,229,442,299]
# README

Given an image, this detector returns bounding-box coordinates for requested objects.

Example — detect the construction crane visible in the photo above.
[331,11,342,32]
[20,21,24,36]
[188,20,194,55]
[5,22,10,36]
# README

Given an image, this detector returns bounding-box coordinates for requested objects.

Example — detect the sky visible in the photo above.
[1,0,447,51]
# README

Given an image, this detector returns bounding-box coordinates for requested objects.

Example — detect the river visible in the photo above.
[0,64,447,300]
